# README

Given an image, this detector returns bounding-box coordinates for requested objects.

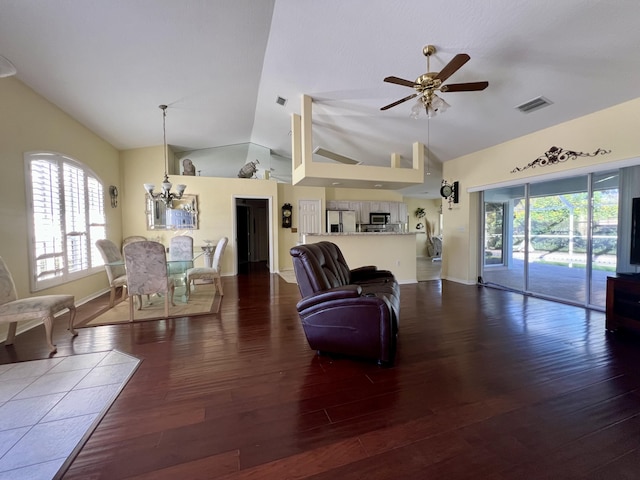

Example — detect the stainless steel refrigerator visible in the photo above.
[326,210,357,233]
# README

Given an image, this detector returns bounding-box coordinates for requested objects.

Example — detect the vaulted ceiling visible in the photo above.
[2,0,639,197]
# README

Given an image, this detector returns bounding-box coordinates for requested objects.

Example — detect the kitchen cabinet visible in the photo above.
[326,200,408,226]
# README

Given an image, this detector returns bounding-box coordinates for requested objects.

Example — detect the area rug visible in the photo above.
[80,283,220,327]
[278,270,297,284]
[0,350,140,480]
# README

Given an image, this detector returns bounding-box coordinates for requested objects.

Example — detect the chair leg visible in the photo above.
[170,284,176,307]
[129,295,134,322]
[164,294,169,318]
[5,322,17,346]
[68,306,78,337]
[43,315,56,354]
[136,294,143,310]
[109,286,116,307]
[216,276,224,296]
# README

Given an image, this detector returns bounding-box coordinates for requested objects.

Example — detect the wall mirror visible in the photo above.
[146,194,198,230]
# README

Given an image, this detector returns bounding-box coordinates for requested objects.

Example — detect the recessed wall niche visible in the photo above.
[173,142,292,183]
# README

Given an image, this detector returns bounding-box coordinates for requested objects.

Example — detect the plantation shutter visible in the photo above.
[64,163,88,273]
[30,158,65,283]
[88,177,106,267]
[27,153,107,290]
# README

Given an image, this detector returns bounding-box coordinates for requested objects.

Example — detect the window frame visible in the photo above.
[25,151,107,292]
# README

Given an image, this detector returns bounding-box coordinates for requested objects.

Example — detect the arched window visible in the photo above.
[25,152,106,291]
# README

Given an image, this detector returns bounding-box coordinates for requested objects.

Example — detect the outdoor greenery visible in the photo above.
[485,190,619,266]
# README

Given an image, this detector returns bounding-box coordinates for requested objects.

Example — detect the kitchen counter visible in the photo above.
[308,232,415,236]
[302,233,417,283]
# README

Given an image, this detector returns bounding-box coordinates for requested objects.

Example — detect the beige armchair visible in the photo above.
[0,257,77,353]
[186,237,227,299]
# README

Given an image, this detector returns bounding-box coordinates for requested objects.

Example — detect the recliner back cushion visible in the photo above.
[290,243,349,298]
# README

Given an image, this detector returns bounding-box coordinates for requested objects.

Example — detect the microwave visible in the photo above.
[370,213,390,225]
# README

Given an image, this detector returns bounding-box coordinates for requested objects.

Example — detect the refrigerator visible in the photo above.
[327,210,357,233]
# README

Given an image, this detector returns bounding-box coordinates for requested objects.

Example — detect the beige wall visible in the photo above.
[404,198,441,256]
[325,188,404,202]
[303,234,417,284]
[120,145,280,275]
[442,97,640,284]
[0,77,121,300]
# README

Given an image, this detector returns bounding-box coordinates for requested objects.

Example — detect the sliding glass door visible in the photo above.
[482,186,526,292]
[481,171,618,309]
[528,176,589,304]
[590,172,619,306]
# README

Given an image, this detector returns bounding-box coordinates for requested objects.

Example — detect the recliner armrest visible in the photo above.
[350,267,395,283]
[296,284,362,311]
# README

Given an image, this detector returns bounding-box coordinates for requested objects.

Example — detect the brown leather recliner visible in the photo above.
[290,241,400,365]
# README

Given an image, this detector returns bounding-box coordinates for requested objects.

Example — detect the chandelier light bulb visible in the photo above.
[410,102,421,119]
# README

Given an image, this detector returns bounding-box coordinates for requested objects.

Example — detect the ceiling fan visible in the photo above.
[380,45,488,117]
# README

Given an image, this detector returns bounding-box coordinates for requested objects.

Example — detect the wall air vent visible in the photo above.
[516,96,553,114]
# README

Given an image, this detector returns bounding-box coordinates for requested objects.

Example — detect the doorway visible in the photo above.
[234,197,272,275]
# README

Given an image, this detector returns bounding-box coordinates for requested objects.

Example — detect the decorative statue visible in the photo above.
[238,159,260,178]
[182,158,196,176]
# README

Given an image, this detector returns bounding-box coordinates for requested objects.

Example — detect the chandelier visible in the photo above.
[144,104,186,207]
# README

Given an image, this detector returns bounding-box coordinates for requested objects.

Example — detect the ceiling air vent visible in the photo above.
[516,96,553,114]
[276,96,288,106]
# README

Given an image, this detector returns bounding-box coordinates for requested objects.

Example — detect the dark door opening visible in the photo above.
[235,198,269,275]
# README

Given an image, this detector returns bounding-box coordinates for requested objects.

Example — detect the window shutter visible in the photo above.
[30,159,65,282]
[27,153,107,290]
[64,163,88,273]
[88,176,106,267]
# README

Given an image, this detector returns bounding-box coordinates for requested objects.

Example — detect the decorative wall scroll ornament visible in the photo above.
[511,146,611,173]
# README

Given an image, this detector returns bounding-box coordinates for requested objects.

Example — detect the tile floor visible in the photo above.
[0,350,140,480]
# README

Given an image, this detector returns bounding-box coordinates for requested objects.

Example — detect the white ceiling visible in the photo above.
[2,0,640,197]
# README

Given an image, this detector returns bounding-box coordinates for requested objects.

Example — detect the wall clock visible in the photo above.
[282,203,292,228]
[440,181,459,204]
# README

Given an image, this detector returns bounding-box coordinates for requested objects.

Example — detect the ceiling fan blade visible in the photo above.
[383,76,417,88]
[434,53,470,83]
[380,93,418,111]
[442,81,489,92]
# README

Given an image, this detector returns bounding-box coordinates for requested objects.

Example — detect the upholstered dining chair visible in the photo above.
[96,239,129,307]
[0,257,77,354]
[185,237,227,299]
[169,235,194,261]
[123,241,175,320]
[121,235,147,254]
[169,235,194,290]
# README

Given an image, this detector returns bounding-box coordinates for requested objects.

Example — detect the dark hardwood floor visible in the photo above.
[2,269,640,479]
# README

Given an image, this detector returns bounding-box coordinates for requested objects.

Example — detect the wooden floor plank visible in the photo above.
[2,268,640,479]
